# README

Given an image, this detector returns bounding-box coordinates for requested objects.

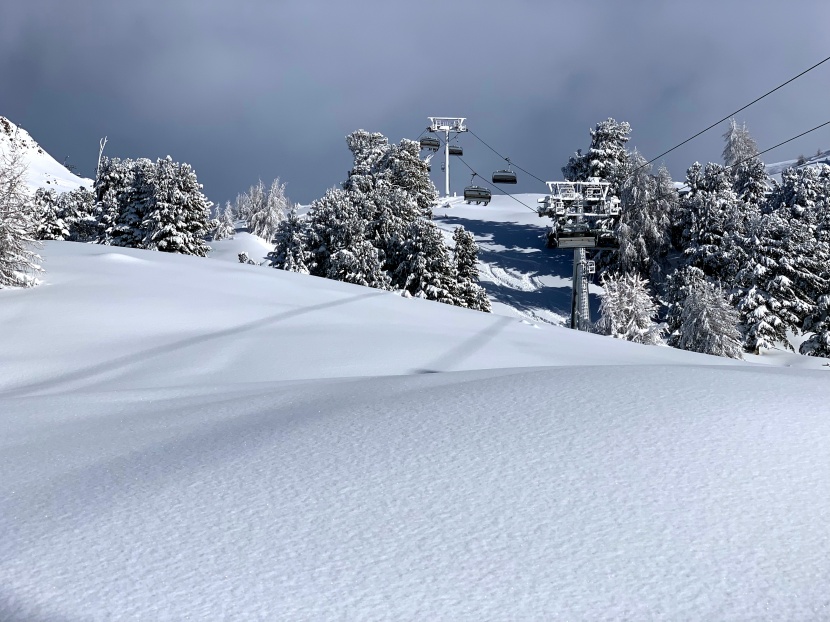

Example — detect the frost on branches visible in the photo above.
[0,150,40,287]
[672,275,743,359]
[562,118,631,195]
[596,272,664,345]
[95,156,213,256]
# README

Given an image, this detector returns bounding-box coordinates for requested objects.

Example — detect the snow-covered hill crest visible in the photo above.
[0,115,92,194]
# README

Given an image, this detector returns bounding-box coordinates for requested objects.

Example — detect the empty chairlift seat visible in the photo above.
[448,145,463,156]
[420,136,440,151]
[492,169,517,184]
[464,185,492,205]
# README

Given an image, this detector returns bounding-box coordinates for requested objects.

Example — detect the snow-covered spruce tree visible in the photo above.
[304,187,389,289]
[249,178,287,242]
[396,218,459,304]
[141,156,212,256]
[675,162,745,282]
[268,203,311,273]
[240,180,267,233]
[613,152,673,282]
[452,226,490,312]
[94,156,139,243]
[61,186,98,242]
[34,188,69,240]
[800,294,830,357]
[722,118,759,169]
[674,279,743,358]
[0,149,40,287]
[596,272,664,344]
[98,156,212,255]
[732,211,823,353]
[664,265,706,345]
[562,118,631,195]
[212,201,236,241]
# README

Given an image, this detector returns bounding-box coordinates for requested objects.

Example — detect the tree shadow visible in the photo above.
[436,215,602,321]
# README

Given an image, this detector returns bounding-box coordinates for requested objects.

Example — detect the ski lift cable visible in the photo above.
[453,154,539,213]
[467,129,547,183]
[673,118,830,193]
[637,119,830,206]
[636,54,830,175]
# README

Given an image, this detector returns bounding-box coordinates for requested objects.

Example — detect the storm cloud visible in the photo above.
[2,0,829,205]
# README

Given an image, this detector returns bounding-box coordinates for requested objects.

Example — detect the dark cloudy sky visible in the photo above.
[2,1,829,206]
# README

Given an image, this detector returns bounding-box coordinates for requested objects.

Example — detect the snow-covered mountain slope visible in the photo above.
[3,241,830,620]
[0,116,92,194]
[766,148,830,178]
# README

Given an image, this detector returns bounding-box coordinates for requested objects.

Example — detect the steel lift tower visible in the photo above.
[428,117,467,197]
[537,178,621,331]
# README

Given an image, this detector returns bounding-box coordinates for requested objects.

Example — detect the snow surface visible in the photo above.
[3,233,830,619]
[0,116,92,194]
[765,149,830,180]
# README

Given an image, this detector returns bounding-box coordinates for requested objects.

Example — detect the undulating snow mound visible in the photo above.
[766,149,830,178]
[0,116,92,194]
[2,242,830,619]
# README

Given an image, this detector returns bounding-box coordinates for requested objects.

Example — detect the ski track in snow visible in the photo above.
[2,193,830,619]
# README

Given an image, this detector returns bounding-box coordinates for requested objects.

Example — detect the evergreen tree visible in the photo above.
[268,203,311,273]
[34,188,69,240]
[142,157,212,256]
[722,118,759,168]
[676,162,744,281]
[596,272,664,344]
[0,150,40,287]
[800,294,830,357]
[562,118,631,195]
[96,156,212,256]
[212,201,236,241]
[452,226,490,312]
[397,219,459,304]
[61,187,98,242]
[614,153,673,282]
[249,178,287,242]
[674,279,743,358]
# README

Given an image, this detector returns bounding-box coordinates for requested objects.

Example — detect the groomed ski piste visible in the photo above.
[3,150,830,618]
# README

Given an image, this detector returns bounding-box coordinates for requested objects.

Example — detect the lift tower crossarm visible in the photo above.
[428,117,467,197]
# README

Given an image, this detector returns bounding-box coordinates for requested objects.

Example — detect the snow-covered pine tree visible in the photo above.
[268,203,311,273]
[241,180,267,234]
[0,149,40,287]
[212,201,236,241]
[141,157,213,256]
[61,187,98,242]
[675,279,743,358]
[249,178,287,242]
[722,118,759,168]
[732,210,823,354]
[664,265,706,345]
[94,156,140,244]
[596,272,664,344]
[800,294,830,357]
[34,188,69,240]
[614,152,673,283]
[105,157,156,248]
[397,218,459,304]
[452,226,490,312]
[722,119,769,208]
[676,162,744,281]
[562,118,631,195]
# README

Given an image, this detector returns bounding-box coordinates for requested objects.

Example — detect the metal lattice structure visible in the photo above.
[428,117,467,197]
[537,177,621,330]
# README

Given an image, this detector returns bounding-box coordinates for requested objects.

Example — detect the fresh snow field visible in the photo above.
[2,127,830,618]
[3,230,830,619]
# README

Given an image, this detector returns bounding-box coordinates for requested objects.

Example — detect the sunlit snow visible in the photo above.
[2,189,830,618]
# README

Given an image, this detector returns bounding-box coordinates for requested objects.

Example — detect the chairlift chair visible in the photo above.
[492,169,517,184]
[420,136,440,152]
[448,145,463,156]
[464,185,491,206]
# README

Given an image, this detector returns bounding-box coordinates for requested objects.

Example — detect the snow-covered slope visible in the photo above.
[0,116,92,194]
[766,148,830,179]
[2,241,830,620]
